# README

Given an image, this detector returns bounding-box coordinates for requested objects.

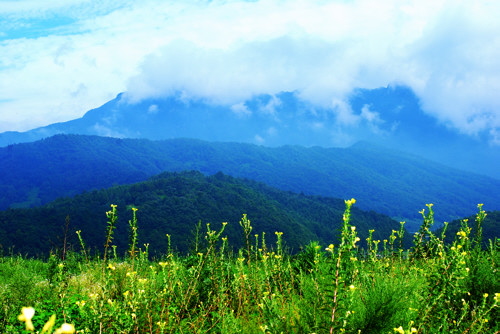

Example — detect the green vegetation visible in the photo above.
[0,171,403,256]
[0,201,498,333]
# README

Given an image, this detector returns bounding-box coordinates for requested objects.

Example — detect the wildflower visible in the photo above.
[349,285,356,290]
[54,323,76,334]
[411,328,417,333]
[75,300,86,307]
[159,261,168,268]
[345,198,356,205]
[42,314,56,333]
[393,327,405,334]
[18,307,35,331]
[325,244,335,252]
[107,263,116,270]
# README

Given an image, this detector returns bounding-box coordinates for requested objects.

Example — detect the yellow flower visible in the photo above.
[18,307,35,321]
[18,307,35,331]
[393,327,405,334]
[54,323,76,334]
[325,244,335,252]
[345,198,356,205]
[42,314,56,333]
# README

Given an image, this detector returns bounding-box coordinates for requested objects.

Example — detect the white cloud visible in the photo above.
[0,0,499,144]
[147,104,159,114]
[230,102,252,117]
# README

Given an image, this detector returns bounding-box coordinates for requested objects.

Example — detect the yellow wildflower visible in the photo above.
[18,307,35,331]
[54,323,76,334]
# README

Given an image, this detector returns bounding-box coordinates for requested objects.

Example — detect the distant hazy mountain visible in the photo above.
[1,86,498,179]
[0,170,402,256]
[2,135,499,229]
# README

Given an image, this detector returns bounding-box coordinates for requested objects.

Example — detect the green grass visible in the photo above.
[1,201,498,333]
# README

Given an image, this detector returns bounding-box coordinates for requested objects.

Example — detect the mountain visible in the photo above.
[1,134,499,229]
[0,171,403,256]
[1,86,499,179]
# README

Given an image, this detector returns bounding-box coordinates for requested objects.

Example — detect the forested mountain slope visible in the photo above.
[0,171,402,256]
[1,134,499,224]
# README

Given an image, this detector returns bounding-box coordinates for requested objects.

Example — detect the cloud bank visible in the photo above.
[1,0,499,144]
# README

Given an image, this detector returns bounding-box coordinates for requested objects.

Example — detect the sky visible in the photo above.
[1,0,499,144]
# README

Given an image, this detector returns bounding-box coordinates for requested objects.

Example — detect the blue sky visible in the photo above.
[1,0,499,144]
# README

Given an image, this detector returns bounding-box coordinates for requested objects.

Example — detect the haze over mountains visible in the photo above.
[1,85,499,180]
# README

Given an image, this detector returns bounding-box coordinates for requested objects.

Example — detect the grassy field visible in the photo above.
[1,201,498,333]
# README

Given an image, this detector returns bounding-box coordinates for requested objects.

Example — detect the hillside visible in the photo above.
[0,171,402,256]
[1,135,499,226]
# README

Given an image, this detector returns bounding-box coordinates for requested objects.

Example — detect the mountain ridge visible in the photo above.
[1,86,498,179]
[1,134,499,227]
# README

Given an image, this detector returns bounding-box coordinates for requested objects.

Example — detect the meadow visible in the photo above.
[0,200,498,333]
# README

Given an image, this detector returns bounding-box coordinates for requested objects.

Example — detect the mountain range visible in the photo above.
[1,85,499,180]
[1,134,499,231]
